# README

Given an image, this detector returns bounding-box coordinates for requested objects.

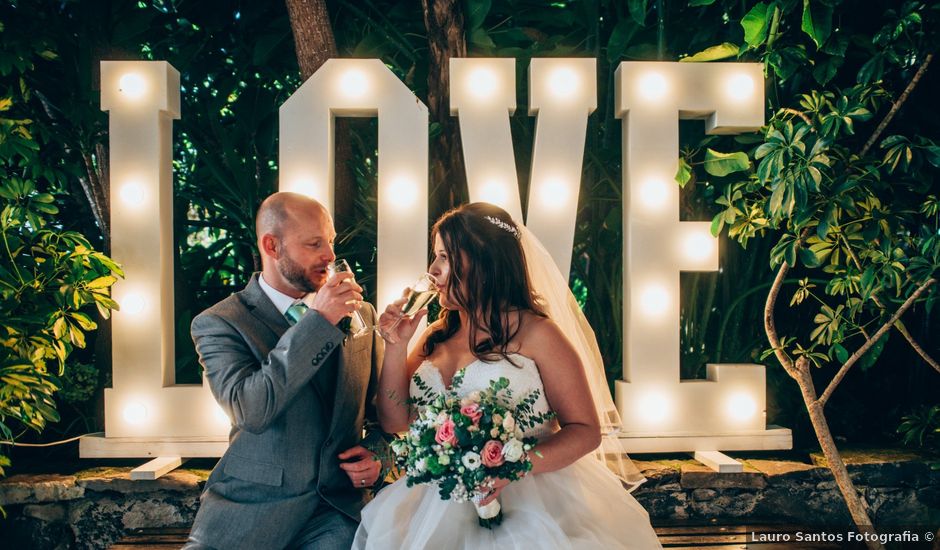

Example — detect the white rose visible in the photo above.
[502,413,515,431]
[492,413,503,424]
[502,439,525,462]
[468,391,481,402]
[461,451,482,471]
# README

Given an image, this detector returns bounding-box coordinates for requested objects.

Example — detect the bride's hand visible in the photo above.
[478,477,511,506]
[377,291,427,345]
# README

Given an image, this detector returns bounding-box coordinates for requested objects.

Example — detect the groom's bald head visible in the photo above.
[255,192,330,243]
[255,192,336,295]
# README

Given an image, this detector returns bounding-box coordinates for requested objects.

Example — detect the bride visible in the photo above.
[352,203,662,549]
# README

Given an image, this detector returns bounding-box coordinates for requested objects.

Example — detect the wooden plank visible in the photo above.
[694,450,743,473]
[130,456,184,480]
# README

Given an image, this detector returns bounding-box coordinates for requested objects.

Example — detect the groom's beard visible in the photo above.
[277,251,320,293]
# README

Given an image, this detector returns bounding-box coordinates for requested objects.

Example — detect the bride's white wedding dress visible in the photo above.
[352,353,663,549]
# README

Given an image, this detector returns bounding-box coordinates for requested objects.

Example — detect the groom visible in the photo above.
[183,192,385,549]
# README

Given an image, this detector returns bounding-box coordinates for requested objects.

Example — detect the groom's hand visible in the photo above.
[310,272,363,325]
[338,445,382,488]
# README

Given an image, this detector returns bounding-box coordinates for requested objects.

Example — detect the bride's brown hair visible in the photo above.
[423,203,547,363]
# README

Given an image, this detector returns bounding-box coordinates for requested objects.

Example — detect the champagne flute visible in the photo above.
[327,259,369,336]
[379,273,438,342]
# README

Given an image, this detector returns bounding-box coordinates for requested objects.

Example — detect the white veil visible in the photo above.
[517,224,646,492]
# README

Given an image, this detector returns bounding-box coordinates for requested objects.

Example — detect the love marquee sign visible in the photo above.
[80,58,791,462]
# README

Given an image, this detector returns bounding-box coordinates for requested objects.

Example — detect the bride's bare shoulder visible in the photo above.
[516,312,565,352]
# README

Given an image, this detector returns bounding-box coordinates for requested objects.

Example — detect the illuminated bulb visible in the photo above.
[638,72,667,100]
[540,179,570,208]
[214,404,231,426]
[123,402,148,425]
[120,181,146,207]
[118,73,146,99]
[726,74,754,100]
[122,292,147,315]
[387,177,418,208]
[727,393,757,421]
[639,179,669,209]
[339,69,368,98]
[683,232,716,261]
[548,67,579,98]
[637,393,670,423]
[639,285,670,317]
[480,181,509,207]
[468,68,499,100]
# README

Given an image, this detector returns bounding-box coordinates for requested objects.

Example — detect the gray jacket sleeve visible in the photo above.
[192,310,344,434]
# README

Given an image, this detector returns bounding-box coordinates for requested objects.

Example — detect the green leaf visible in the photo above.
[703,149,751,176]
[465,0,492,32]
[801,0,832,49]
[741,2,770,49]
[675,157,693,188]
[681,42,740,62]
[628,0,649,26]
[689,0,716,4]
[606,19,640,63]
[86,276,117,289]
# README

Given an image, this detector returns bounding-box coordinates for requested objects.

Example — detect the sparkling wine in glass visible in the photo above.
[380,273,438,341]
[327,259,369,336]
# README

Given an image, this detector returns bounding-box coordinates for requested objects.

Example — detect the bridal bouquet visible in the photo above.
[391,373,553,528]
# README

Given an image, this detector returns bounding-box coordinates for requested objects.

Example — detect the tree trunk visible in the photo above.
[793,357,882,550]
[764,254,883,550]
[421,0,468,217]
[284,0,355,229]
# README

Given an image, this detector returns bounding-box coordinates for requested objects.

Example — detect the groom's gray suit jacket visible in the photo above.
[187,274,384,549]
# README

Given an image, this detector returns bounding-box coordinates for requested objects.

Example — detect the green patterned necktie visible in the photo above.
[285,302,308,325]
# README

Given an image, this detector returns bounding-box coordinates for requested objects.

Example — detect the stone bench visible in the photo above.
[1,449,937,549]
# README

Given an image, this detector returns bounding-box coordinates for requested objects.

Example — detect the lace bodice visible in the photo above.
[410,353,558,440]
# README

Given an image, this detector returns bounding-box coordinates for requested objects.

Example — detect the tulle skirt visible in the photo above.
[352,456,663,549]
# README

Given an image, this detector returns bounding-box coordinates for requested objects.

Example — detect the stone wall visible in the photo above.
[1,451,938,549]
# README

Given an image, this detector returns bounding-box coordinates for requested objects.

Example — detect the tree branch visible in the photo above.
[818,278,936,407]
[841,236,940,375]
[860,53,933,157]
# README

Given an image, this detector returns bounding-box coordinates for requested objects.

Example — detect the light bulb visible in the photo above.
[119,73,146,99]
[727,393,757,421]
[387,177,418,208]
[638,393,670,423]
[120,181,146,207]
[638,72,667,101]
[726,74,754,101]
[548,67,579,98]
[214,403,231,426]
[640,285,670,317]
[123,402,148,425]
[683,232,716,261]
[540,179,570,208]
[468,68,499,100]
[480,181,509,207]
[339,69,368,98]
[638,178,670,210]
[122,292,147,316]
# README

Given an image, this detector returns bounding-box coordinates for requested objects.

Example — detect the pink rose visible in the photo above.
[481,440,504,468]
[460,403,483,425]
[435,418,457,446]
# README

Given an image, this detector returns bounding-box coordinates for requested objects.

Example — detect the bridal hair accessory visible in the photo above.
[483,215,520,239]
